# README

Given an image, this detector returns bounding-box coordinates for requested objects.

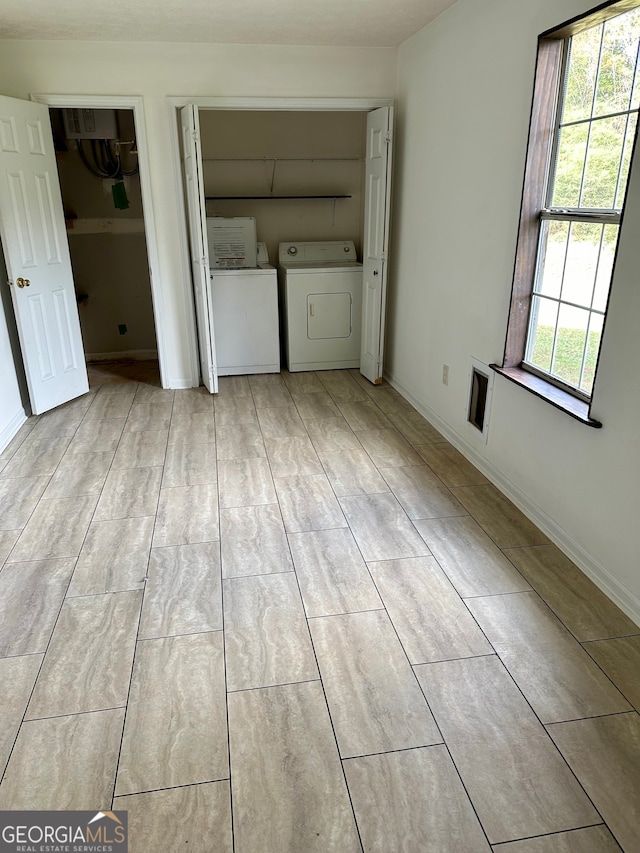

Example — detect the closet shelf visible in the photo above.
[205,195,352,200]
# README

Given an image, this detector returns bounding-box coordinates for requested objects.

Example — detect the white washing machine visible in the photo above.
[210,243,280,375]
[278,241,363,372]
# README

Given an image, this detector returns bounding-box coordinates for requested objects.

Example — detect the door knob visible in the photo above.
[373,270,379,276]
[16,277,30,288]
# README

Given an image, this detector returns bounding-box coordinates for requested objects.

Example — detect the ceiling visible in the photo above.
[0,0,458,47]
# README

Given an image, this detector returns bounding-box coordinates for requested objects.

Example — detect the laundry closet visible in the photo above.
[180,105,392,391]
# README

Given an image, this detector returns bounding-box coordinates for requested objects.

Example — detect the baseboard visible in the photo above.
[0,408,28,456]
[385,370,640,627]
[85,349,158,362]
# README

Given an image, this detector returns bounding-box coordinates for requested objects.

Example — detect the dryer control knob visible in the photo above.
[287,246,298,255]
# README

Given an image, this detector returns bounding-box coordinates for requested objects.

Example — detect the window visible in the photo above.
[494,0,640,426]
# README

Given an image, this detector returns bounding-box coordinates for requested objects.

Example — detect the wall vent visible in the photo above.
[467,358,494,443]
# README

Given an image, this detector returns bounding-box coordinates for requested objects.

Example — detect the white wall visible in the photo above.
[390,0,640,620]
[0,40,397,390]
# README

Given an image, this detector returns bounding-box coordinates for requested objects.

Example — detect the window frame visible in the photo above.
[492,0,640,428]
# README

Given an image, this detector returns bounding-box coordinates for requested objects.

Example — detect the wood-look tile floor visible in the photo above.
[0,360,639,852]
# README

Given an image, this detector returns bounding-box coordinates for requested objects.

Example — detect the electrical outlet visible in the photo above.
[118,324,127,335]
[442,364,449,385]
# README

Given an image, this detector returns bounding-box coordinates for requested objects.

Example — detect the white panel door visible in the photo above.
[180,104,217,393]
[0,95,88,414]
[360,106,393,385]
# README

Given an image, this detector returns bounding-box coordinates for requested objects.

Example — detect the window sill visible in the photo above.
[489,365,602,428]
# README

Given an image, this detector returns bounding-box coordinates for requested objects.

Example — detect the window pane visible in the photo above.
[552,123,589,207]
[580,312,604,394]
[551,304,590,387]
[560,221,602,306]
[563,26,602,123]
[534,220,568,299]
[526,295,559,372]
[592,224,618,312]
[594,12,640,116]
[615,111,638,207]
[580,115,626,208]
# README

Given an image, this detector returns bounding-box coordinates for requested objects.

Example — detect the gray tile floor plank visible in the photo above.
[257,406,307,438]
[0,654,43,775]
[416,442,490,487]
[65,417,126,455]
[415,656,600,844]
[288,527,382,617]
[369,556,493,663]
[140,542,222,639]
[291,390,341,421]
[0,558,76,656]
[162,442,217,487]
[337,400,393,432]
[505,544,639,641]
[0,434,72,479]
[168,411,215,446]
[310,610,441,757]
[216,375,251,398]
[387,410,443,445]
[282,371,324,394]
[415,516,532,597]
[224,572,318,691]
[0,709,124,809]
[344,745,491,852]
[305,417,362,452]
[111,429,168,469]
[9,494,98,561]
[214,395,258,426]
[26,590,142,719]
[116,632,228,795]
[339,492,430,562]
[0,530,19,565]
[379,464,467,519]
[548,712,640,853]
[494,825,621,852]
[451,484,550,548]
[274,473,347,533]
[67,516,154,596]
[228,681,362,853]
[152,482,219,546]
[317,372,368,402]
[0,476,49,530]
[467,591,631,723]
[265,435,323,478]
[356,428,423,468]
[218,457,277,508]
[43,450,113,498]
[114,780,233,853]
[172,387,214,414]
[585,635,640,711]
[94,467,161,521]
[319,448,389,497]
[125,400,173,433]
[216,422,266,461]
[220,504,293,578]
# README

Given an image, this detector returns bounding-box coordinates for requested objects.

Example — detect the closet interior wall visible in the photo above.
[51,108,157,360]
[198,110,368,263]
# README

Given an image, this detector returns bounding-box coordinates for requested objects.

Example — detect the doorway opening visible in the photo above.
[173,100,393,393]
[49,107,158,371]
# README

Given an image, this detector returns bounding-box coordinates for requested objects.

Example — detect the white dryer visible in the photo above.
[278,241,363,372]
